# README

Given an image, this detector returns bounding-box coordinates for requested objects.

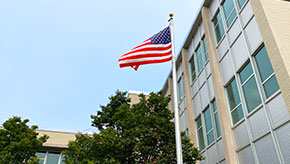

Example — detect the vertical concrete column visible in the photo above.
[181,49,197,144]
[201,7,238,164]
[250,0,290,114]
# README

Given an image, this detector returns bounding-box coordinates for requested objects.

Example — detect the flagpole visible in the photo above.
[169,13,183,164]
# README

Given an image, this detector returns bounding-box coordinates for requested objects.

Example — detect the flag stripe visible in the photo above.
[132,42,171,51]
[121,43,171,57]
[132,40,151,50]
[119,54,172,64]
[119,50,172,61]
[118,26,172,70]
[119,56,172,68]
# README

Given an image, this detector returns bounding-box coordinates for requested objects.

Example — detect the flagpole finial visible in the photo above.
[169,13,173,17]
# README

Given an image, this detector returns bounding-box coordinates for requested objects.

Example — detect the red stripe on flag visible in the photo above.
[119,51,172,61]
[118,26,172,70]
[121,44,172,57]
[119,56,172,68]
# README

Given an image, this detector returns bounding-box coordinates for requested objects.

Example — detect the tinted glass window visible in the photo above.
[223,0,237,26]
[255,46,279,98]
[255,47,274,81]
[204,107,213,132]
[36,152,46,164]
[242,77,261,112]
[240,63,253,83]
[196,117,205,150]
[178,77,184,101]
[202,37,209,61]
[264,75,280,97]
[204,107,214,144]
[226,79,241,110]
[196,45,204,72]
[232,105,244,124]
[237,0,246,8]
[189,56,196,82]
[46,153,60,164]
[212,101,221,137]
[213,11,225,43]
[240,63,261,112]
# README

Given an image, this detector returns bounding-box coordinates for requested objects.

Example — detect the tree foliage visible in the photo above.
[0,116,48,164]
[63,91,204,164]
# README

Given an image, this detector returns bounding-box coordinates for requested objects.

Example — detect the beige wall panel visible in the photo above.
[250,0,290,114]
[37,130,76,148]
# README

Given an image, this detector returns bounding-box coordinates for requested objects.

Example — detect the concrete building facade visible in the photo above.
[28,1,290,163]
[36,130,76,164]
[162,0,290,164]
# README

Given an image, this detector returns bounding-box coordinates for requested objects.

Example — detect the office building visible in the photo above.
[35,130,76,164]
[162,0,290,163]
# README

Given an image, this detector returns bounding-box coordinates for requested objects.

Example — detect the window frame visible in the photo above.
[238,62,262,113]
[192,35,209,77]
[212,10,225,44]
[226,78,244,125]
[196,116,206,150]
[201,36,209,62]
[253,46,280,99]
[196,100,222,150]
[203,106,215,145]
[36,151,63,164]
[236,0,247,10]
[212,100,221,138]
[189,55,197,83]
[178,76,185,102]
[222,0,238,27]
[195,44,204,73]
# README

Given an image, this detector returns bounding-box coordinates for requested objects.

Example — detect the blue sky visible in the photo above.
[0,0,203,133]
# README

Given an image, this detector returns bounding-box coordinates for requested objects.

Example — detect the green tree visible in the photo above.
[0,117,48,164]
[63,91,204,164]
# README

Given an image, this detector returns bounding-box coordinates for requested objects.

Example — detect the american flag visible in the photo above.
[118,27,172,71]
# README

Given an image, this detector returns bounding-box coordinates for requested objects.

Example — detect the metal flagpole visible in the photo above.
[168,13,183,164]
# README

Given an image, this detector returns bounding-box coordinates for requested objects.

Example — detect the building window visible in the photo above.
[212,100,221,137]
[204,107,215,145]
[202,37,209,61]
[226,79,244,125]
[47,153,61,164]
[237,0,247,9]
[36,151,63,164]
[254,46,279,98]
[189,56,196,82]
[239,63,261,112]
[222,0,237,27]
[196,117,205,150]
[193,37,209,75]
[195,101,222,150]
[213,11,225,43]
[178,77,184,101]
[36,152,46,164]
[196,45,204,72]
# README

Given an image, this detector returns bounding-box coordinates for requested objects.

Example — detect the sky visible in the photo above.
[0,0,203,133]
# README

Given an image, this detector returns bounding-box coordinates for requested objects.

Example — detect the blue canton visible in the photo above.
[150,27,171,44]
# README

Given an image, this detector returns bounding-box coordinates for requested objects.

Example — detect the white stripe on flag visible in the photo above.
[132,42,171,51]
[119,54,172,64]
[119,48,172,60]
